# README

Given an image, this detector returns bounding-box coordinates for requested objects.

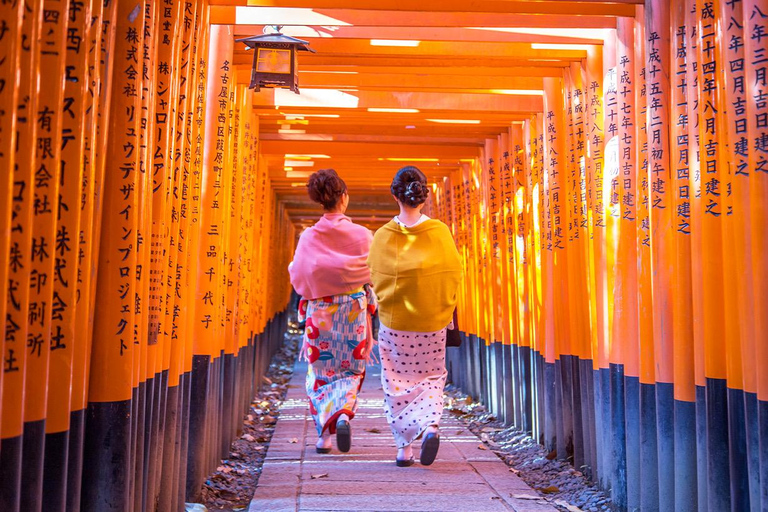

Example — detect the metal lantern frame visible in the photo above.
[236,32,315,94]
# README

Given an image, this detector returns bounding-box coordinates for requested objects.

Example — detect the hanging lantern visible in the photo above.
[237,29,315,94]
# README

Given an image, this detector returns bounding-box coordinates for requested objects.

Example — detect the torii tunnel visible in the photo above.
[0,0,766,511]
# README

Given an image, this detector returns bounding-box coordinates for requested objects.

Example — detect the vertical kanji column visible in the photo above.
[744,1,768,508]
[670,1,698,508]
[585,43,608,487]
[82,1,145,509]
[0,0,24,435]
[645,3,676,508]
[187,21,230,501]
[0,2,35,510]
[67,3,110,509]
[42,0,90,509]
[695,2,731,509]
[22,2,69,510]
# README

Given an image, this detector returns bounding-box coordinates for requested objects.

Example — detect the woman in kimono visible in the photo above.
[367,166,463,467]
[289,169,376,454]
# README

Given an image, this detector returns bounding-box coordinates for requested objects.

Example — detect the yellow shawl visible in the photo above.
[367,219,462,332]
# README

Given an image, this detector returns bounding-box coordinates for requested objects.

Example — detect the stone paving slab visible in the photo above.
[249,361,557,512]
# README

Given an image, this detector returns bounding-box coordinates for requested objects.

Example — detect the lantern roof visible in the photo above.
[236,33,316,53]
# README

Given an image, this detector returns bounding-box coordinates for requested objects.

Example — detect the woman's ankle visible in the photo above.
[317,431,332,447]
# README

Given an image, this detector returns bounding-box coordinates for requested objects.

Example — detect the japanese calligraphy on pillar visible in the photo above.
[697,1,723,219]
[637,55,651,250]
[47,0,91,434]
[604,65,621,224]
[545,80,565,252]
[487,141,501,261]
[169,0,198,352]
[89,0,145,403]
[646,0,675,385]
[0,0,24,366]
[744,0,768,406]
[674,8,692,235]
[148,0,181,347]
[71,0,106,423]
[26,0,69,424]
[746,3,767,176]
[720,0,749,183]
[3,0,41,439]
[570,64,587,242]
[586,47,606,231]
[501,140,514,263]
[195,24,231,355]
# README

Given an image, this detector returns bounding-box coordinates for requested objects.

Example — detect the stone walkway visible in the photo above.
[248,361,557,512]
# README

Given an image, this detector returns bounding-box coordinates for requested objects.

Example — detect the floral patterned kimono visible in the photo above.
[298,286,377,436]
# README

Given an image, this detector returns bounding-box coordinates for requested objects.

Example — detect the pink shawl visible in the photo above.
[289,213,373,300]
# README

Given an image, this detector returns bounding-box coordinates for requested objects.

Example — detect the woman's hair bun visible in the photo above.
[391,166,429,208]
[306,169,347,210]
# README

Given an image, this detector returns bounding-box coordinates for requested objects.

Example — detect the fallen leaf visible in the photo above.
[289,438,298,444]
[454,430,464,436]
[364,428,381,433]
[554,499,584,512]
[511,494,542,501]
[262,376,273,385]
[508,467,520,475]
[261,415,277,424]
[310,473,329,480]
[536,485,560,494]
[477,444,488,450]
[545,449,557,460]
[242,434,255,442]
[481,426,504,433]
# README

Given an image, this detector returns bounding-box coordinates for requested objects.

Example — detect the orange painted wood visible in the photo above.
[137,0,160,385]
[25,0,69,424]
[0,1,24,423]
[71,0,105,416]
[89,0,145,403]
[212,6,621,29]
[694,0,727,383]
[744,0,768,401]
[614,17,640,380]
[240,0,638,16]
[585,45,607,371]
[149,0,182,373]
[46,0,92,433]
[645,0,674,385]
[669,0,695,403]
[1,0,41,439]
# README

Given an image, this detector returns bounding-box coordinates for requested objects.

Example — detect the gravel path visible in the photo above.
[442,384,612,512]
[191,317,611,512]
[194,323,302,511]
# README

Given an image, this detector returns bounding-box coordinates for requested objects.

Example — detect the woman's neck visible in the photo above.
[397,206,423,226]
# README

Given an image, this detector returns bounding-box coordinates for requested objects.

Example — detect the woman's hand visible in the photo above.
[363,312,379,365]
[365,345,380,365]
